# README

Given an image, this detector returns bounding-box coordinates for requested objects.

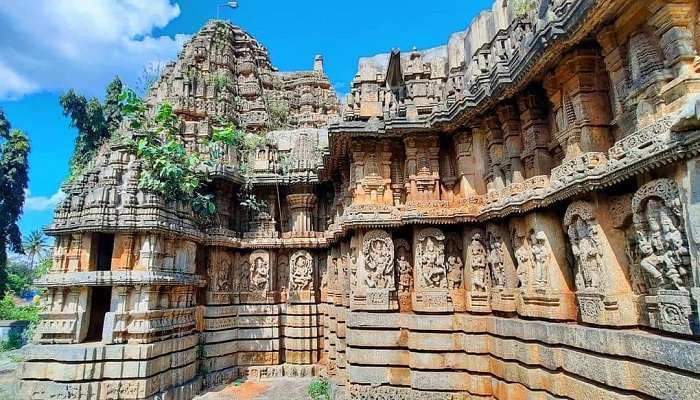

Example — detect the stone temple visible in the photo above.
[17,0,700,398]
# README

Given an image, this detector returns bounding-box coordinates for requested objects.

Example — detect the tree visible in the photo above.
[60,76,123,181]
[23,230,48,269]
[0,108,30,297]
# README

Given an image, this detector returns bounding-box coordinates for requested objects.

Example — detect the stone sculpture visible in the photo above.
[395,240,413,293]
[564,201,605,292]
[469,233,489,292]
[362,230,395,289]
[487,231,506,288]
[416,229,447,289]
[632,179,691,292]
[250,253,270,291]
[290,250,314,291]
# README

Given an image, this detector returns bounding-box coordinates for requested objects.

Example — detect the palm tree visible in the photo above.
[23,230,48,269]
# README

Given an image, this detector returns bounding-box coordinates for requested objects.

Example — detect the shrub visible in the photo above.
[307,377,331,400]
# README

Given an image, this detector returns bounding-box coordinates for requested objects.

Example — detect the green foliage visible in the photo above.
[265,96,291,131]
[208,70,231,92]
[0,293,39,322]
[0,330,23,352]
[0,109,30,297]
[513,0,537,18]
[61,77,123,182]
[5,257,50,296]
[120,90,212,216]
[22,230,48,269]
[307,377,331,400]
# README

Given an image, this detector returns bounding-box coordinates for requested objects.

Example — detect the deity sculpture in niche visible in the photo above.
[394,240,413,293]
[446,234,464,290]
[290,250,313,291]
[632,179,691,292]
[238,261,250,292]
[277,254,289,292]
[362,230,395,290]
[417,228,447,289]
[564,201,605,292]
[250,252,270,291]
[212,258,231,292]
[487,231,506,288]
[530,230,550,288]
[513,231,533,288]
[469,233,489,292]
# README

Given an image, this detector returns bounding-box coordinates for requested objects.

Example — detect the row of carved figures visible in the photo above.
[326,178,693,298]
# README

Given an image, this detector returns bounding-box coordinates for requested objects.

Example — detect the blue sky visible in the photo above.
[0,0,492,239]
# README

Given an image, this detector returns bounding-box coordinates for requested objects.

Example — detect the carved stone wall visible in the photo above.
[22,0,700,399]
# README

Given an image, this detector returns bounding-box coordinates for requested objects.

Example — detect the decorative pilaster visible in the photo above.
[517,91,553,177]
[497,103,526,184]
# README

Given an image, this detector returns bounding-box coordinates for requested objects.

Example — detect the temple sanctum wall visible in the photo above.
[17,0,700,399]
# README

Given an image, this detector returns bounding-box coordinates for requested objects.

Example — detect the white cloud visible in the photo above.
[0,0,189,100]
[24,189,67,212]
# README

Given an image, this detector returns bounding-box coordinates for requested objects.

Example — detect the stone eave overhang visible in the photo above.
[35,271,207,288]
[327,0,621,147]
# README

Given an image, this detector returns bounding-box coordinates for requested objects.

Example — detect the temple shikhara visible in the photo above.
[17,0,700,399]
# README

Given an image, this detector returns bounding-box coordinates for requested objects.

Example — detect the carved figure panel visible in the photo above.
[250,250,270,292]
[394,239,413,293]
[290,250,314,291]
[564,201,606,292]
[362,230,395,290]
[446,233,464,289]
[468,233,489,292]
[487,230,506,288]
[632,179,691,292]
[416,228,447,289]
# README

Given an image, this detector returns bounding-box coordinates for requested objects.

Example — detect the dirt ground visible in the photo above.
[0,352,335,400]
[196,377,316,400]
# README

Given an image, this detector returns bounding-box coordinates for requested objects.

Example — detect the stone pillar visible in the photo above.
[287,192,318,236]
[454,131,477,196]
[544,49,613,161]
[404,135,441,202]
[596,26,629,123]
[648,0,696,76]
[484,115,507,190]
[518,91,553,177]
[497,102,526,183]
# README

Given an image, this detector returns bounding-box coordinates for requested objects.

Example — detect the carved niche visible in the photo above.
[564,201,606,293]
[394,239,413,294]
[249,250,271,292]
[445,233,464,290]
[289,250,314,291]
[362,230,395,290]
[632,179,695,334]
[632,179,691,292]
[413,228,451,312]
[468,233,489,292]
[416,228,447,289]
[487,230,507,289]
[513,229,550,291]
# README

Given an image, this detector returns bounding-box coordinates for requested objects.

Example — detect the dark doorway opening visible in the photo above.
[85,286,111,342]
[95,233,114,272]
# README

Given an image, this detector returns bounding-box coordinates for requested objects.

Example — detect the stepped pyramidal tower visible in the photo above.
[18,0,700,399]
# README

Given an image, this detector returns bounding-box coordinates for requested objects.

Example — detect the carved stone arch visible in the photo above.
[632,178,683,225]
[362,230,395,290]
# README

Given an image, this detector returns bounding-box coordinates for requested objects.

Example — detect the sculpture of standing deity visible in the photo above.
[564,201,605,292]
[487,232,506,288]
[469,233,488,292]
